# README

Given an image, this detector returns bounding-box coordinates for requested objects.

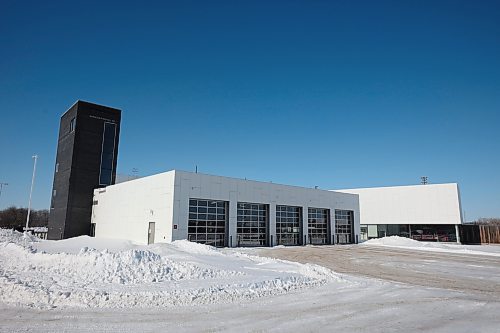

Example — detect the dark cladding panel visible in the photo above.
[47,105,78,239]
[99,122,117,185]
[48,101,121,239]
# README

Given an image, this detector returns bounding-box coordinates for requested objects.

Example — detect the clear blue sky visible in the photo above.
[0,0,499,221]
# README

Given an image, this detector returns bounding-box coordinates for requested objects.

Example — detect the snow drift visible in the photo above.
[0,230,343,309]
[362,235,500,257]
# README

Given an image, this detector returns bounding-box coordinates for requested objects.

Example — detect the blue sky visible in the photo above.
[0,0,499,220]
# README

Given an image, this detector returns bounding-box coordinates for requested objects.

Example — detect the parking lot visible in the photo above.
[259,244,500,297]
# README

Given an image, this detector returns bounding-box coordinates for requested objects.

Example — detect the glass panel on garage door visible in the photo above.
[237,202,268,246]
[276,205,302,245]
[308,208,329,245]
[335,209,354,244]
[188,199,227,247]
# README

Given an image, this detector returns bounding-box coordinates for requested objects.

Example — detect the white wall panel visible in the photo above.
[92,171,175,244]
[338,183,462,225]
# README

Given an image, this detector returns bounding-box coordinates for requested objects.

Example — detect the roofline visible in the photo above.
[174,169,349,194]
[61,100,121,118]
[105,169,354,195]
[336,183,458,192]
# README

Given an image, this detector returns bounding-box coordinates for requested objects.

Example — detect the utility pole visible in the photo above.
[26,155,38,231]
[0,182,8,207]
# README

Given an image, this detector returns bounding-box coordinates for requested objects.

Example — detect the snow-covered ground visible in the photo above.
[1,231,499,332]
[0,230,340,309]
[362,235,500,257]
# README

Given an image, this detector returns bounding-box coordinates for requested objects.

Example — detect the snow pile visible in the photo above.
[33,235,136,254]
[364,236,426,247]
[1,243,241,285]
[0,230,343,309]
[168,239,221,255]
[362,236,500,257]
[0,229,40,246]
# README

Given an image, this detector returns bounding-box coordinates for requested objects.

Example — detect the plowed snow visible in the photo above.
[0,230,344,309]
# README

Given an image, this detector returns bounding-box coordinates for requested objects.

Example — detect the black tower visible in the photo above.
[48,101,121,239]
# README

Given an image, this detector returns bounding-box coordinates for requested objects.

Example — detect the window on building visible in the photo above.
[188,199,227,247]
[99,122,116,185]
[237,202,268,246]
[69,117,76,133]
[52,189,56,197]
[308,208,329,245]
[335,209,354,244]
[360,225,368,241]
[55,163,59,173]
[276,205,302,245]
[367,225,378,238]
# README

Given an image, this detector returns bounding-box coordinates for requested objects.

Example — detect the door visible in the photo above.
[90,223,96,237]
[188,199,227,247]
[148,222,155,245]
[335,210,354,244]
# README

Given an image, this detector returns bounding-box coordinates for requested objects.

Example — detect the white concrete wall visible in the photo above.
[338,183,463,225]
[172,170,360,245]
[92,171,175,244]
[92,169,360,246]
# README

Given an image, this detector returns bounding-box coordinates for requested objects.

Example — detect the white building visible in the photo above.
[338,183,463,242]
[92,170,360,246]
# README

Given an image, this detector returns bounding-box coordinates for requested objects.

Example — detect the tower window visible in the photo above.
[69,117,76,132]
[99,122,116,185]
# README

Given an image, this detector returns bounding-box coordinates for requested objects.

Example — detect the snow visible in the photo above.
[362,236,500,257]
[1,230,499,332]
[33,235,137,254]
[0,229,342,309]
[24,226,48,232]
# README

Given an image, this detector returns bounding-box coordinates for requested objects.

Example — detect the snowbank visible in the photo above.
[364,236,427,247]
[362,236,500,257]
[33,235,137,254]
[0,230,343,309]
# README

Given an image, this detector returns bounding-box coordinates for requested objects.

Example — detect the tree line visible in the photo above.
[472,217,500,226]
[0,206,49,230]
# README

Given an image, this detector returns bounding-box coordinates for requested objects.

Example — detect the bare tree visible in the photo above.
[0,206,49,229]
[474,217,500,226]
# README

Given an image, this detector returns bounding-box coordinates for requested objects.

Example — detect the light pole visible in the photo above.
[26,155,38,231]
[0,182,8,207]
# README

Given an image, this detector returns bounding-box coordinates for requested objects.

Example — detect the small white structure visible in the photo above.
[23,227,48,240]
[338,183,463,242]
[92,170,360,246]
